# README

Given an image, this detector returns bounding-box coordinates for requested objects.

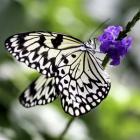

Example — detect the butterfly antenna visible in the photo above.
[89,18,111,39]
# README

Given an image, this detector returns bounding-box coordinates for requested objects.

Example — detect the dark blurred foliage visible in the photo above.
[0,0,140,140]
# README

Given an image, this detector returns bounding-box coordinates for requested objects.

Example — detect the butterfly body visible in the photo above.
[5,31,111,116]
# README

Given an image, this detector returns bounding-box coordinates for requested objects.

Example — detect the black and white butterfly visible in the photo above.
[5,31,111,116]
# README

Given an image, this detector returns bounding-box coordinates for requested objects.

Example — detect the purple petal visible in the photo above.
[113,41,127,56]
[117,46,126,56]
[104,25,123,39]
[110,58,120,65]
[122,36,133,47]
[100,41,112,53]
[98,32,113,42]
[107,47,120,59]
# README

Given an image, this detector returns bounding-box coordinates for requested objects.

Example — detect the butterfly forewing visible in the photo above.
[19,75,59,107]
[5,31,83,77]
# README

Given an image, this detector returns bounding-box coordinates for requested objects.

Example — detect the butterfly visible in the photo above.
[5,31,111,116]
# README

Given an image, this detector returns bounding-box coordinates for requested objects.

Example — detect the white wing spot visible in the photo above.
[63,90,69,96]
[36,67,40,72]
[13,53,16,56]
[25,60,29,65]
[80,106,86,113]
[47,98,51,103]
[92,102,96,107]
[10,37,17,42]
[76,97,82,103]
[56,77,59,84]
[38,100,42,105]
[31,64,36,68]
[102,88,106,92]
[58,85,62,91]
[42,70,47,74]
[87,97,93,103]
[62,98,65,107]
[7,48,11,51]
[43,100,46,105]
[16,56,19,59]
[75,109,80,116]
[97,99,101,103]
[69,107,74,115]
[31,102,35,106]
[98,92,102,97]
[86,105,91,111]
[93,95,98,100]
[51,97,54,101]
[65,105,68,112]
[107,87,110,90]
[20,58,25,62]
[34,101,37,105]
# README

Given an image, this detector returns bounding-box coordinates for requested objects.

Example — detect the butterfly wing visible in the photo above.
[19,75,59,107]
[5,31,111,116]
[57,50,111,116]
[5,31,83,77]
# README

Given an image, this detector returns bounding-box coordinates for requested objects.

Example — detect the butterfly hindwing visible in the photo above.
[57,50,111,116]
[5,31,83,77]
[19,75,59,107]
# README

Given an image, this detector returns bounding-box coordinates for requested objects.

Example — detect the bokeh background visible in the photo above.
[0,0,140,140]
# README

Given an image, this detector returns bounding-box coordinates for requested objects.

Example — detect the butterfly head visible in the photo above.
[84,39,96,52]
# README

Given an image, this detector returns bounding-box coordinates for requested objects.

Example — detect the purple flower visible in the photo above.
[104,26,123,38]
[98,25,132,66]
[98,32,114,42]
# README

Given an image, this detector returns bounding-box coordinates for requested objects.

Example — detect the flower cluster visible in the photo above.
[98,26,132,65]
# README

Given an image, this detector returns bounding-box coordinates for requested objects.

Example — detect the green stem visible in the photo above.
[102,55,110,68]
[58,117,75,140]
[102,10,140,67]
[118,10,140,40]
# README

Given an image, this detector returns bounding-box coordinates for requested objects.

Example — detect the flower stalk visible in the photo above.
[102,55,110,68]
[118,10,140,40]
[58,117,75,140]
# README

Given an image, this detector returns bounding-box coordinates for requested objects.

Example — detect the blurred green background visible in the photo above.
[0,0,140,140]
